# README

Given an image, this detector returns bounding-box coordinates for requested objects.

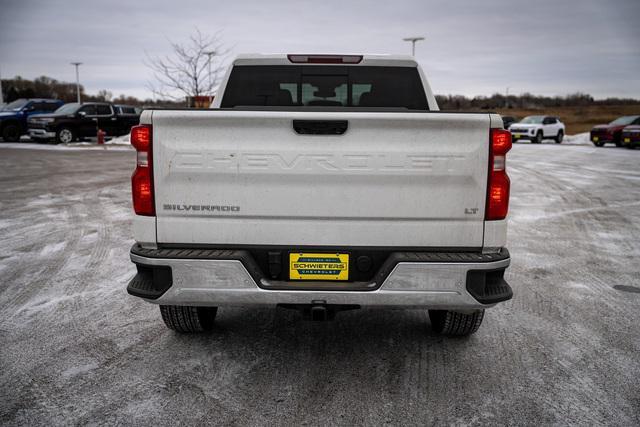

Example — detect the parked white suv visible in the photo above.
[127,54,513,336]
[509,115,565,143]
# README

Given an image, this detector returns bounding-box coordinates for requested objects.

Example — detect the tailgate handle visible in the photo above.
[293,120,348,135]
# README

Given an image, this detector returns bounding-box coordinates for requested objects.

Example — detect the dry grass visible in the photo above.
[488,105,640,135]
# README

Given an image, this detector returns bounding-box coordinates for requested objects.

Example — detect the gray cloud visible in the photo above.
[1,0,639,99]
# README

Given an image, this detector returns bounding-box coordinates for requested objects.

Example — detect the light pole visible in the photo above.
[204,51,216,95]
[0,66,4,105]
[70,62,82,103]
[403,37,425,56]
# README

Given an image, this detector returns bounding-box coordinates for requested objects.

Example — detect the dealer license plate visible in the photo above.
[289,253,349,281]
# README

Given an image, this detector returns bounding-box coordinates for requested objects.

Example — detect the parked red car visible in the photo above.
[590,115,640,147]
[621,125,640,149]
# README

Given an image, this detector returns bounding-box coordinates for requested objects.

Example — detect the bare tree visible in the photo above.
[96,89,112,102]
[146,29,228,101]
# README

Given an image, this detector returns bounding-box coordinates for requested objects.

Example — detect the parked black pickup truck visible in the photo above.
[27,102,140,143]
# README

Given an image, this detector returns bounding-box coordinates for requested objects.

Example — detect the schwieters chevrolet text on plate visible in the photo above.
[126,54,514,336]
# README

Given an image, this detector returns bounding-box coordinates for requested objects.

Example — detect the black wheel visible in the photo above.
[555,130,564,144]
[532,131,542,144]
[160,305,217,332]
[56,127,75,144]
[429,309,484,336]
[614,140,622,147]
[594,141,605,147]
[1,124,21,142]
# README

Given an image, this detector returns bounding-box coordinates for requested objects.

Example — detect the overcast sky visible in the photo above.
[1,0,639,100]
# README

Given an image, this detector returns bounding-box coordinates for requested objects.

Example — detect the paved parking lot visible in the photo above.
[0,143,639,425]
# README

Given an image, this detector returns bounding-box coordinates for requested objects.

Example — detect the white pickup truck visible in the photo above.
[127,54,513,336]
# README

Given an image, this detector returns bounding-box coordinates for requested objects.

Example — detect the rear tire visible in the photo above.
[1,124,21,142]
[160,305,218,332]
[555,130,564,143]
[532,131,542,144]
[429,309,484,336]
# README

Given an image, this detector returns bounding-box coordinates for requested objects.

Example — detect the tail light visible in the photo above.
[131,124,154,216]
[486,129,512,220]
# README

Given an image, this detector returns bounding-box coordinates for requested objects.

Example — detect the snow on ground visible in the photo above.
[1,145,640,425]
[513,133,592,146]
[40,241,67,256]
[562,132,591,146]
[105,133,131,145]
[0,142,132,151]
[0,131,132,149]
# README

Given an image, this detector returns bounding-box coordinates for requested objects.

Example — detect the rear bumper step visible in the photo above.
[128,245,512,308]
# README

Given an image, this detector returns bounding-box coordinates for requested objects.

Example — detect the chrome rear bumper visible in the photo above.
[128,247,512,310]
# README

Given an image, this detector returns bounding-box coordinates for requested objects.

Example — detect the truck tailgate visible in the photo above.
[152,110,491,247]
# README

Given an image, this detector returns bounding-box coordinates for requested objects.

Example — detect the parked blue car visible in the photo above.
[0,98,64,141]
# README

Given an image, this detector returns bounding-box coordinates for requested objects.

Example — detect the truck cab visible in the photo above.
[0,98,63,141]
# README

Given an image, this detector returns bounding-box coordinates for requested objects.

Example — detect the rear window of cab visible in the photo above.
[220,65,429,110]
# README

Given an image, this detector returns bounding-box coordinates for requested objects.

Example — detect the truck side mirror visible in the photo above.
[78,111,87,117]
